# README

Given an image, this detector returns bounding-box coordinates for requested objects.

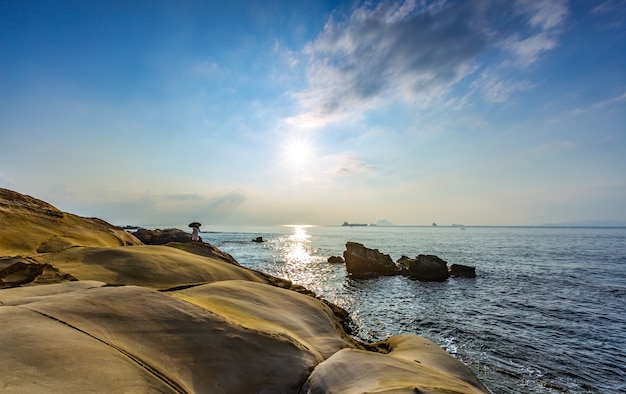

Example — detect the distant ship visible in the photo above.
[342,221,368,227]
[432,222,437,227]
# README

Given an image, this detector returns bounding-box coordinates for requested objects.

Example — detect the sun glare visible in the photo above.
[285,140,312,168]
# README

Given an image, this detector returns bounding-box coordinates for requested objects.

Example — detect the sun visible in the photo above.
[284,138,313,169]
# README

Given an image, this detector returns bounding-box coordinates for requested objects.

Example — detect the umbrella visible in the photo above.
[188,222,201,228]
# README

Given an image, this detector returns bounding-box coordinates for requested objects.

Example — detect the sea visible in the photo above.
[168,224,625,393]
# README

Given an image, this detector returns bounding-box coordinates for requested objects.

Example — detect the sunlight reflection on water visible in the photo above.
[265,225,329,286]
[284,225,313,264]
[201,224,626,394]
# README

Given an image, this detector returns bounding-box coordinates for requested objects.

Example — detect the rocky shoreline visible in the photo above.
[0,188,489,393]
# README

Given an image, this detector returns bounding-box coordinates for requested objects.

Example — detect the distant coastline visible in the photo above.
[543,220,626,227]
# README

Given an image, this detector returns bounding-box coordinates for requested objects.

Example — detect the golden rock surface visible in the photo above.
[0,188,489,393]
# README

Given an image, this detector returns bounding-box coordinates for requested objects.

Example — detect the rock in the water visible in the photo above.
[327,255,344,264]
[404,254,450,282]
[450,263,477,278]
[133,228,192,244]
[343,242,400,278]
[396,255,412,271]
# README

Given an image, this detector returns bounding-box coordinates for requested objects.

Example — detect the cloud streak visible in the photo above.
[288,0,569,127]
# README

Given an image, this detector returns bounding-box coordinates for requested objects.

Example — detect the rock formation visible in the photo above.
[450,263,477,278]
[345,244,476,282]
[404,254,451,282]
[302,335,488,393]
[0,188,141,255]
[343,241,401,278]
[133,227,193,244]
[327,255,344,264]
[0,188,488,393]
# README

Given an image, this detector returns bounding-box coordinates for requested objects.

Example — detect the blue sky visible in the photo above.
[1,0,625,226]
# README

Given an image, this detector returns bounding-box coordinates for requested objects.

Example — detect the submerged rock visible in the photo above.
[343,242,400,278]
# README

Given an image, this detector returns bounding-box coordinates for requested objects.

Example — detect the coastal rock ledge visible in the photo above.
[0,188,488,393]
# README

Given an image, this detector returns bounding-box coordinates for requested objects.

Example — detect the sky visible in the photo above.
[1,0,625,227]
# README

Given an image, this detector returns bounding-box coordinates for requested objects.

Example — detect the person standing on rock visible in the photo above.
[189,222,201,242]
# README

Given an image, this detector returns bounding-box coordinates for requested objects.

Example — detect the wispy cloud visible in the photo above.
[549,92,626,123]
[529,140,577,154]
[502,32,558,67]
[592,92,626,109]
[507,0,568,66]
[0,172,15,188]
[288,0,569,128]
[76,191,248,225]
[591,0,626,29]
[191,58,223,78]
[474,71,536,103]
[517,0,568,30]
[327,153,376,177]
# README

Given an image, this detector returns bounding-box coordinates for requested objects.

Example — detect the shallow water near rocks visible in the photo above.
[190,225,626,393]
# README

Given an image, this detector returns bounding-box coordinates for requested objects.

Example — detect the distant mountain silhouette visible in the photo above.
[544,220,626,227]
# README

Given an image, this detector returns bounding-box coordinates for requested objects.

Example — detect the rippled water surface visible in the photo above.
[197,225,626,393]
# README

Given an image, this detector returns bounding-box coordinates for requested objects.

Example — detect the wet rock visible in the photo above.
[343,242,400,278]
[404,254,450,282]
[327,256,344,264]
[449,264,476,278]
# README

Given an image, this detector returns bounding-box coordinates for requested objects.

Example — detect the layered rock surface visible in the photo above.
[0,188,488,393]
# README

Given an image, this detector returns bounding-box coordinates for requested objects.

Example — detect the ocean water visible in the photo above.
[192,225,625,393]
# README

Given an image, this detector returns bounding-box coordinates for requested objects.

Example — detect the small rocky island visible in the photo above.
[335,241,477,280]
[0,188,488,393]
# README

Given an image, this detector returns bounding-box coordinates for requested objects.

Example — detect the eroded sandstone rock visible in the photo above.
[0,189,488,393]
[0,188,142,255]
[0,256,76,288]
[301,334,488,394]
